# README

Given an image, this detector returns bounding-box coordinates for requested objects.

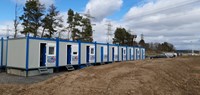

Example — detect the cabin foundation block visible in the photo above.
[7,68,54,77]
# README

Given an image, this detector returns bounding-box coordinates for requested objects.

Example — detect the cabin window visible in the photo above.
[91,48,94,54]
[73,52,78,55]
[49,47,55,55]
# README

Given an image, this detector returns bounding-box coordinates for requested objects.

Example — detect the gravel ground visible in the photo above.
[0,72,63,84]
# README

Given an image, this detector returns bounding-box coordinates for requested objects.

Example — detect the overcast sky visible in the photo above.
[0,0,200,50]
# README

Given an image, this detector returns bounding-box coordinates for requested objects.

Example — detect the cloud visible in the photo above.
[85,0,123,21]
[121,0,200,50]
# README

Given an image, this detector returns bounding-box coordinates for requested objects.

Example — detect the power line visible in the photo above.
[125,0,200,21]
[127,9,200,27]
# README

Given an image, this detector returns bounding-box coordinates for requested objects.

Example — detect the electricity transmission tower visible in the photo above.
[14,2,20,38]
[105,21,113,43]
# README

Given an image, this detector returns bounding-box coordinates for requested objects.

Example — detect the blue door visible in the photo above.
[141,49,143,60]
[121,48,123,61]
[136,49,138,60]
[67,45,72,65]
[133,49,135,60]
[129,49,131,60]
[101,47,103,62]
[86,46,90,63]
[40,43,46,66]
[112,47,114,61]
[42,46,46,66]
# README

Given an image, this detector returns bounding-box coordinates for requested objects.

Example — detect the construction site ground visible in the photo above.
[0,57,200,95]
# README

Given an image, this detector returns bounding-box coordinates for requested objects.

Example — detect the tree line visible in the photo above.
[18,0,93,42]
[113,27,175,52]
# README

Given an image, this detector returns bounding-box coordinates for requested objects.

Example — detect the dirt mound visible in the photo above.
[0,57,200,95]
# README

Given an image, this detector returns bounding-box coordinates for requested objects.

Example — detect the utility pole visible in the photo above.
[105,21,113,44]
[14,2,19,38]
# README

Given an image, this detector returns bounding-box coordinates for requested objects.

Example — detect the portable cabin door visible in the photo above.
[136,48,140,60]
[112,47,114,62]
[101,47,104,63]
[143,49,145,60]
[138,48,140,60]
[129,48,131,60]
[114,47,118,61]
[131,48,134,60]
[141,48,143,60]
[103,46,108,62]
[134,48,136,60]
[142,48,145,60]
[40,43,46,67]
[123,48,126,61]
[67,45,72,65]
[121,48,123,61]
[89,46,95,63]
[86,46,90,63]
[136,48,138,60]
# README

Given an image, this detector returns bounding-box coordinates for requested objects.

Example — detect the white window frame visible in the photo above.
[47,44,56,56]
[90,47,95,55]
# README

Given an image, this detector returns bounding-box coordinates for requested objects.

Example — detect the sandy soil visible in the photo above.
[0,57,200,95]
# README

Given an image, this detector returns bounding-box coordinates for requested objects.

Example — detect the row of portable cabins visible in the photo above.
[0,36,145,76]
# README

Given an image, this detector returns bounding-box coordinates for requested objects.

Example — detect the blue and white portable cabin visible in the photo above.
[96,43,108,64]
[118,46,127,61]
[80,42,96,65]
[108,44,119,62]
[59,40,79,66]
[0,38,7,69]
[7,37,57,76]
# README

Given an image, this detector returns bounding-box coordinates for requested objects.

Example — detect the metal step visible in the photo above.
[86,63,92,67]
[66,65,75,71]
[101,62,105,65]
[38,66,49,75]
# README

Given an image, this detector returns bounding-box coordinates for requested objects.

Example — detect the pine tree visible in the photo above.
[80,18,93,42]
[19,0,45,37]
[139,39,145,47]
[113,27,133,46]
[67,9,93,42]
[41,4,63,38]
[67,9,79,40]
